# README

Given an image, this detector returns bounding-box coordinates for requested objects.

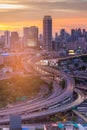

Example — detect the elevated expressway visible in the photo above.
[42,53,87,61]
[0,56,85,124]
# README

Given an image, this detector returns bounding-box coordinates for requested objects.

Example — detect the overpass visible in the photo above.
[42,53,87,61]
[0,54,85,124]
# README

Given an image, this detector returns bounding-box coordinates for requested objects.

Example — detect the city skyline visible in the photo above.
[0,0,87,35]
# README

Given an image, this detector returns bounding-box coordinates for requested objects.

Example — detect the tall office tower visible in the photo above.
[83,29,86,37]
[60,29,65,39]
[0,35,5,48]
[43,16,52,51]
[71,29,77,42]
[55,32,59,42]
[55,33,60,51]
[39,34,43,47]
[11,32,19,49]
[4,31,10,49]
[77,28,82,37]
[27,26,38,47]
[23,27,30,47]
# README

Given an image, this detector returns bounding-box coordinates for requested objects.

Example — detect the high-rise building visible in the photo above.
[27,26,38,47]
[43,16,52,51]
[23,27,29,39]
[11,32,19,49]
[23,27,30,47]
[71,29,77,42]
[0,35,5,48]
[60,29,65,39]
[4,31,10,49]
[55,33,59,42]
[55,33,60,51]
[38,34,43,48]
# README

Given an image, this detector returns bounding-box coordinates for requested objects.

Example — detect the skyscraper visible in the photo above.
[4,31,10,49]
[11,32,19,49]
[60,29,65,39]
[27,26,38,47]
[43,16,52,51]
[23,27,30,47]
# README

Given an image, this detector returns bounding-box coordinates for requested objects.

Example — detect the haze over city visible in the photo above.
[0,0,87,35]
[0,0,87,130]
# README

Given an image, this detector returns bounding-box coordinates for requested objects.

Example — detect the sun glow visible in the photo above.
[0,18,87,36]
[0,25,22,31]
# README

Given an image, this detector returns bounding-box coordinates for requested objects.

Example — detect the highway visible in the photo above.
[0,54,85,124]
[73,110,87,123]
[76,85,87,91]
[0,88,84,123]
[42,53,87,61]
[71,75,87,80]
[0,71,75,116]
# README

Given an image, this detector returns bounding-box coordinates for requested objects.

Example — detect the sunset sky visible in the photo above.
[0,0,87,35]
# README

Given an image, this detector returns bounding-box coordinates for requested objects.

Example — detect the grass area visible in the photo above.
[0,76,45,108]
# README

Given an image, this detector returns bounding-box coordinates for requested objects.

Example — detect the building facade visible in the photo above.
[23,27,30,47]
[43,16,52,51]
[11,32,19,50]
[4,31,10,49]
[27,26,38,47]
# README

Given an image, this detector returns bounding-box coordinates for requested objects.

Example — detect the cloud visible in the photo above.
[0,0,87,24]
[23,0,87,11]
[0,4,25,9]
[0,0,87,34]
[0,0,19,4]
[1,0,87,13]
[2,0,87,11]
